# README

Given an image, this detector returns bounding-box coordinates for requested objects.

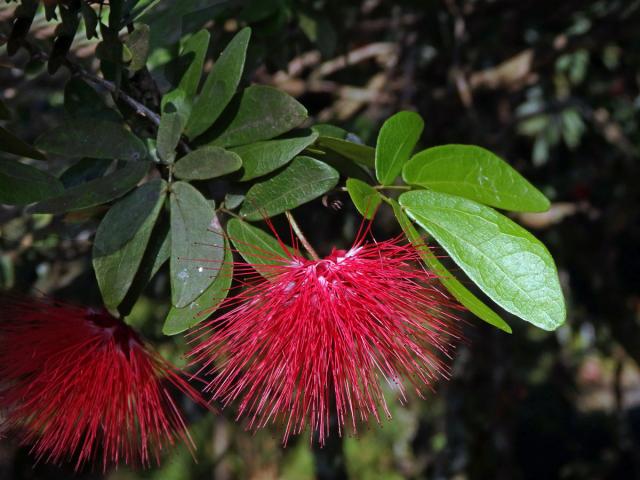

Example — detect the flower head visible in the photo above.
[0,295,204,471]
[189,223,462,445]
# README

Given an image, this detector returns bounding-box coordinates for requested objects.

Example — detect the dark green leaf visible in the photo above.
[399,189,565,331]
[185,27,251,139]
[0,126,46,160]
[0,98,11,120]
[174,146,242,180]
[376,111,423,185]
[315,136,374,168]
[204,85,308,148]
[64,79,122,122]
[0,158,64,205]
[81,2,99,38]
[345,178,381,219]
[231,130,318,181]
[163,238,233,335]
[29,161,149,214]
[93,180,166,309]
[390,198,511,333]
[176,29,210,99]
[402,144,551,213]
[59,158,113,188]
[170,181,224,307]
[157,92,188,164]
[125,23,150,71]
[240,156,339,221]
[36,119,147,161]
[227,218,292,277]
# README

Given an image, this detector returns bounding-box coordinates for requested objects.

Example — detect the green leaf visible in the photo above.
[36,119,147,161]
[231,130,318,181]
[399,190,565,331]
[59,158,112,188]
[157,91,189,164]
[125,23,150,71]
[170,181,224,308]
[389,198,511,333]
[311,124,347,139]
[0,158,64,205]
[345,178,381,220]
[185,27,251,139]
[224,193,244,209]
[93,180,166,309]
[315,136,374,168]
[402,144,551,213]
[0,126,46,160]
[226,218,292,278]
[173,146,242,180]
[204,85,308,148]
[375,111,423,185]
[64,79,122,122]
[163,238,233,335]
[29,161,149,214]
[175,29,210,99]
[240,156,339,221]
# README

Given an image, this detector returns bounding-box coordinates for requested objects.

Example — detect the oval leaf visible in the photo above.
[36,119,147,161]
[375,111,424,185]
[174,146,242,180]
[399,189,565,331]
[93,180,167,309]
[226,218,292,278]
[204,85,308,148]
[231,130,318,181]
[175,29,210,99]
[0,158,63,205]
[185,27,251,139]
[170,182,224,308]
[163,239,233,335]
[239,156,339,221]
[389,198,511,333]
[402,144,550,213]
[0,126,46,160]
[345,178,381,220]
[315,136,374,168]
[29,161,149,214]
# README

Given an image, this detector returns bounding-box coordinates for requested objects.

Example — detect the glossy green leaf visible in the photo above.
[170,182,224,308]
[231,130,318,181]
[29,161,149,214]
[0,158,64,205]
[402,144,551,213]
[125,23,150,71]
[389,198,511,333]
[204,85,308,148]
[240,156,339,221]
[345,178,381,219]
[163,238,233,335]
[315,136,374,168]
[93,180,166,309]
[0,126,46,160]
[399,189,565,331]
[185,27,251,139]
[174,146,242,180]
[376,111,423,185]
[175,29,210,99]
[36,119,147,161]
[227,218,292,278]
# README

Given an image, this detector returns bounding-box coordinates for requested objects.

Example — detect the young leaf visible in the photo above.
[173,146,242,180]
[0,158,64,205]
[175,29,210,99]
[375,111,424,185]
[93,180,166,310]
[163,238,233,335]
[389,198,511,333]
[240,156,339,221]
[29,161,149,214]
[36,119,147,161]
[231,130,318,181]
[315,136,374,168]
[170,182,224,308]
[403,144,551,212]
[204,85,308,148]
[185,27,251,139]
[345,178,381,220]
[226,218,292,278]
[399,189,565,331]
[0,126,46,160]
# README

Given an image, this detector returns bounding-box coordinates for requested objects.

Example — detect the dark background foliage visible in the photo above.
[1,0,639,479]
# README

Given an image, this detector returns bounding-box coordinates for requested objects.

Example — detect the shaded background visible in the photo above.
[1,0,640,478]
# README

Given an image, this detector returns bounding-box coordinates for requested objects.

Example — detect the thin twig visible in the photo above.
[285,211,320,261]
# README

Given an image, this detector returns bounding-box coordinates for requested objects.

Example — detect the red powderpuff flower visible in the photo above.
[0,295,204,471]
[188,222,462,445]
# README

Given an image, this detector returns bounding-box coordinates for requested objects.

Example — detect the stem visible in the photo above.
[285,211,320,261]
